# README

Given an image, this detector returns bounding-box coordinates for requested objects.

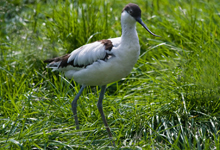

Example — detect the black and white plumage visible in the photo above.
[44,3,159,146]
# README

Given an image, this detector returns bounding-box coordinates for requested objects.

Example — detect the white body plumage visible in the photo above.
[46,11,140,86]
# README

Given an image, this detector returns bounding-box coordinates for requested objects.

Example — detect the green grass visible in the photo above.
[1,0,220,149]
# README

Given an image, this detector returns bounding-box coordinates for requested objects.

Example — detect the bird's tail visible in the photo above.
[44,59,61,71]
[44,54,71,71]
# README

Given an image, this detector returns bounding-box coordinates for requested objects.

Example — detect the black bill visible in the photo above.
[136,17,160,37]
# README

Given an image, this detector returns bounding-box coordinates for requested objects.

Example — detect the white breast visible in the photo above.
[65,40,140,86]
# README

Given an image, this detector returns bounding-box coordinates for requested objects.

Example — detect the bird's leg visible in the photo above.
[71,85,86,130]
[97,85,115,146]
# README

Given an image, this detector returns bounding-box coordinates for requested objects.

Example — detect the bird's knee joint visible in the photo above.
[71,101,77,108]
[97,102,103,109]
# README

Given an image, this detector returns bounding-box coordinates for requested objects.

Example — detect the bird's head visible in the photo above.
[122,3,160,37]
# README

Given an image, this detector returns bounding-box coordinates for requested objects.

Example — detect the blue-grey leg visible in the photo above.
[71,85,86,130]
[97,85,115,146]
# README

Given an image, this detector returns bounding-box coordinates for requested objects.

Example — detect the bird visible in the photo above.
[44,3,159,146]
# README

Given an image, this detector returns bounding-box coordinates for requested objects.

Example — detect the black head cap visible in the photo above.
[122,3,141,19]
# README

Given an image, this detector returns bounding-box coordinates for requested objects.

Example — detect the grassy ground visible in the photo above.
[0,0,220,149]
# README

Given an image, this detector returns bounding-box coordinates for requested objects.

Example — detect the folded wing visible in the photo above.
[44,39,117,71]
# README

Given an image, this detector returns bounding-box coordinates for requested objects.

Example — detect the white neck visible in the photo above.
[120,11,139,46]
